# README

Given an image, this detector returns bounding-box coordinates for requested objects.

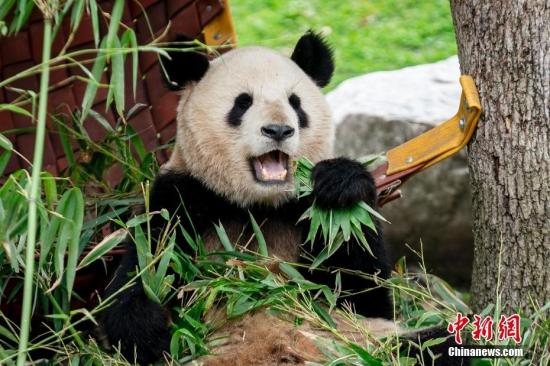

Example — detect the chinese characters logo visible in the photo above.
[447,313,522,344]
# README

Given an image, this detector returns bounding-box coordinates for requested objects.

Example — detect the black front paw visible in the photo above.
[312,157,377,209]
[102,295,171,364]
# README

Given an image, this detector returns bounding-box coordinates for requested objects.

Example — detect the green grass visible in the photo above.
[232,0,457,89]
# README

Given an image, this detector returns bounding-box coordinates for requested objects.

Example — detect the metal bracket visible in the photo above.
[374,75,482,206]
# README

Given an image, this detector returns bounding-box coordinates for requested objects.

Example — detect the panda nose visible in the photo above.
[261,124,295,141]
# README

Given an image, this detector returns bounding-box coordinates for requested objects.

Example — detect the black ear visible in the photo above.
[290,31,334,88]
[160,35,209,90]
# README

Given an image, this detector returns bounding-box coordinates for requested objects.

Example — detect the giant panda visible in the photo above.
[101,31,466,365]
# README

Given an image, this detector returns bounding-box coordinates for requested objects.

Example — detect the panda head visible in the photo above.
[161,31,335,207]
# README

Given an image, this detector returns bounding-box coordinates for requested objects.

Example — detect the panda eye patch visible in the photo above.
[289,93,309,128]
[236,93,253,109]
[227,93,253,126]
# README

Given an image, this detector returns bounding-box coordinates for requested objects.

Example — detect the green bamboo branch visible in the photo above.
[0,44,195,91]
[1,244,172,364]
[16,17,52,366]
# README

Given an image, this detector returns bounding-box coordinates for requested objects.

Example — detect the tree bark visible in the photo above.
[450,1,550,315]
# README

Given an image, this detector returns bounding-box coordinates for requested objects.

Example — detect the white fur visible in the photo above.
[163,47,334,207]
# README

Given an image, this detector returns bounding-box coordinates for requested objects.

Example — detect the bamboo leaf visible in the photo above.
[105,0,124,49]
[139,46,170,59]
[350,222,374,257]
[52,118,75,167]
[133,224,149,272]
[40,190,71,268]
[330,209,344,244]
[420,336,448,352]
[0,151,11,176]
[180,226,197,251]
[126,213,149,228]
[359,201,389,223]
[0,199,4,224]
[8,214,28,238]
[54,193,76,283]
[110,36,125,116]
[2,238,20,272]
[0,324,17,343]
[78,228,127,269]
[70,308,98,326]
[311,301,336,328]
[0,104,32,118]
[12,0,33,34]
[310,235,344,270]
[213,222,234,251]
[306,207,321,243]
[88,0,100,46]
[121,29,138,98]
[153,241,174,294]
[0,0,17,21]
[319,207,329,242]
[70,0,84,32]
[351,204,376,232]
[81,206,127,231]
[40,172,57,208]
[88,109,114,132]
[357,153,384,167]
[142,281,161,304]
[159,208,170,221]
[66,188,84,300]
[0,132,12,152]
[321,286,337,309]
[65,55,97,81]
[327,210,334,247]
[50,0,73,39]
[80,38,107,122]
[340,211,351,241]
[279,262,304,281]
[348,343,383,366]
[125,125,147,161]
[248,212,268,256]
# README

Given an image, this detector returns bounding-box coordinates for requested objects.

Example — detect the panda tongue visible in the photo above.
[256,152,287,181]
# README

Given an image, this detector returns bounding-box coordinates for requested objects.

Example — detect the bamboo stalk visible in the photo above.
[16,17,52,366]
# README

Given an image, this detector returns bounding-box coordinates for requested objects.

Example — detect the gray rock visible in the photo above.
[328,57,473,289]
[328,56,462,126]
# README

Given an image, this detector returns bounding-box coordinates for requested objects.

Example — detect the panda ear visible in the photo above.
[160,35,209,90]
[290,31,334,88]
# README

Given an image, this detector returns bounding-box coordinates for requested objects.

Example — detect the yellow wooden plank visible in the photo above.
[386,75,481,175]
[203,0,238,47]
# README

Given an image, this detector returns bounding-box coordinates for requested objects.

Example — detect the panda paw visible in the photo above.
[102,295,171,364]
[311,157,377,209]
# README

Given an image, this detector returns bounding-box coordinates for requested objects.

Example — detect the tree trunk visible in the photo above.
[450,1,550,316]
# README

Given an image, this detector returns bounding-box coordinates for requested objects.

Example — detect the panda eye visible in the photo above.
[235,93,253,110]
[289,93,309,128]
[227,93,253,126]
[289,94,301,109]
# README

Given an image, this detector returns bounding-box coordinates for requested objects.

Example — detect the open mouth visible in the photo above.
[251,150,290,183]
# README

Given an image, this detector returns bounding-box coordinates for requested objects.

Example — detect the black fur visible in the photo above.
[291,30,334,87]
[288,93,309,128]
[101,160,469,364]
[160,35,209,90]
[307,157,392,318]
[227,93,253,126]
[102,245,171,364]
[101,157,392,362]
[312,158,377,209]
